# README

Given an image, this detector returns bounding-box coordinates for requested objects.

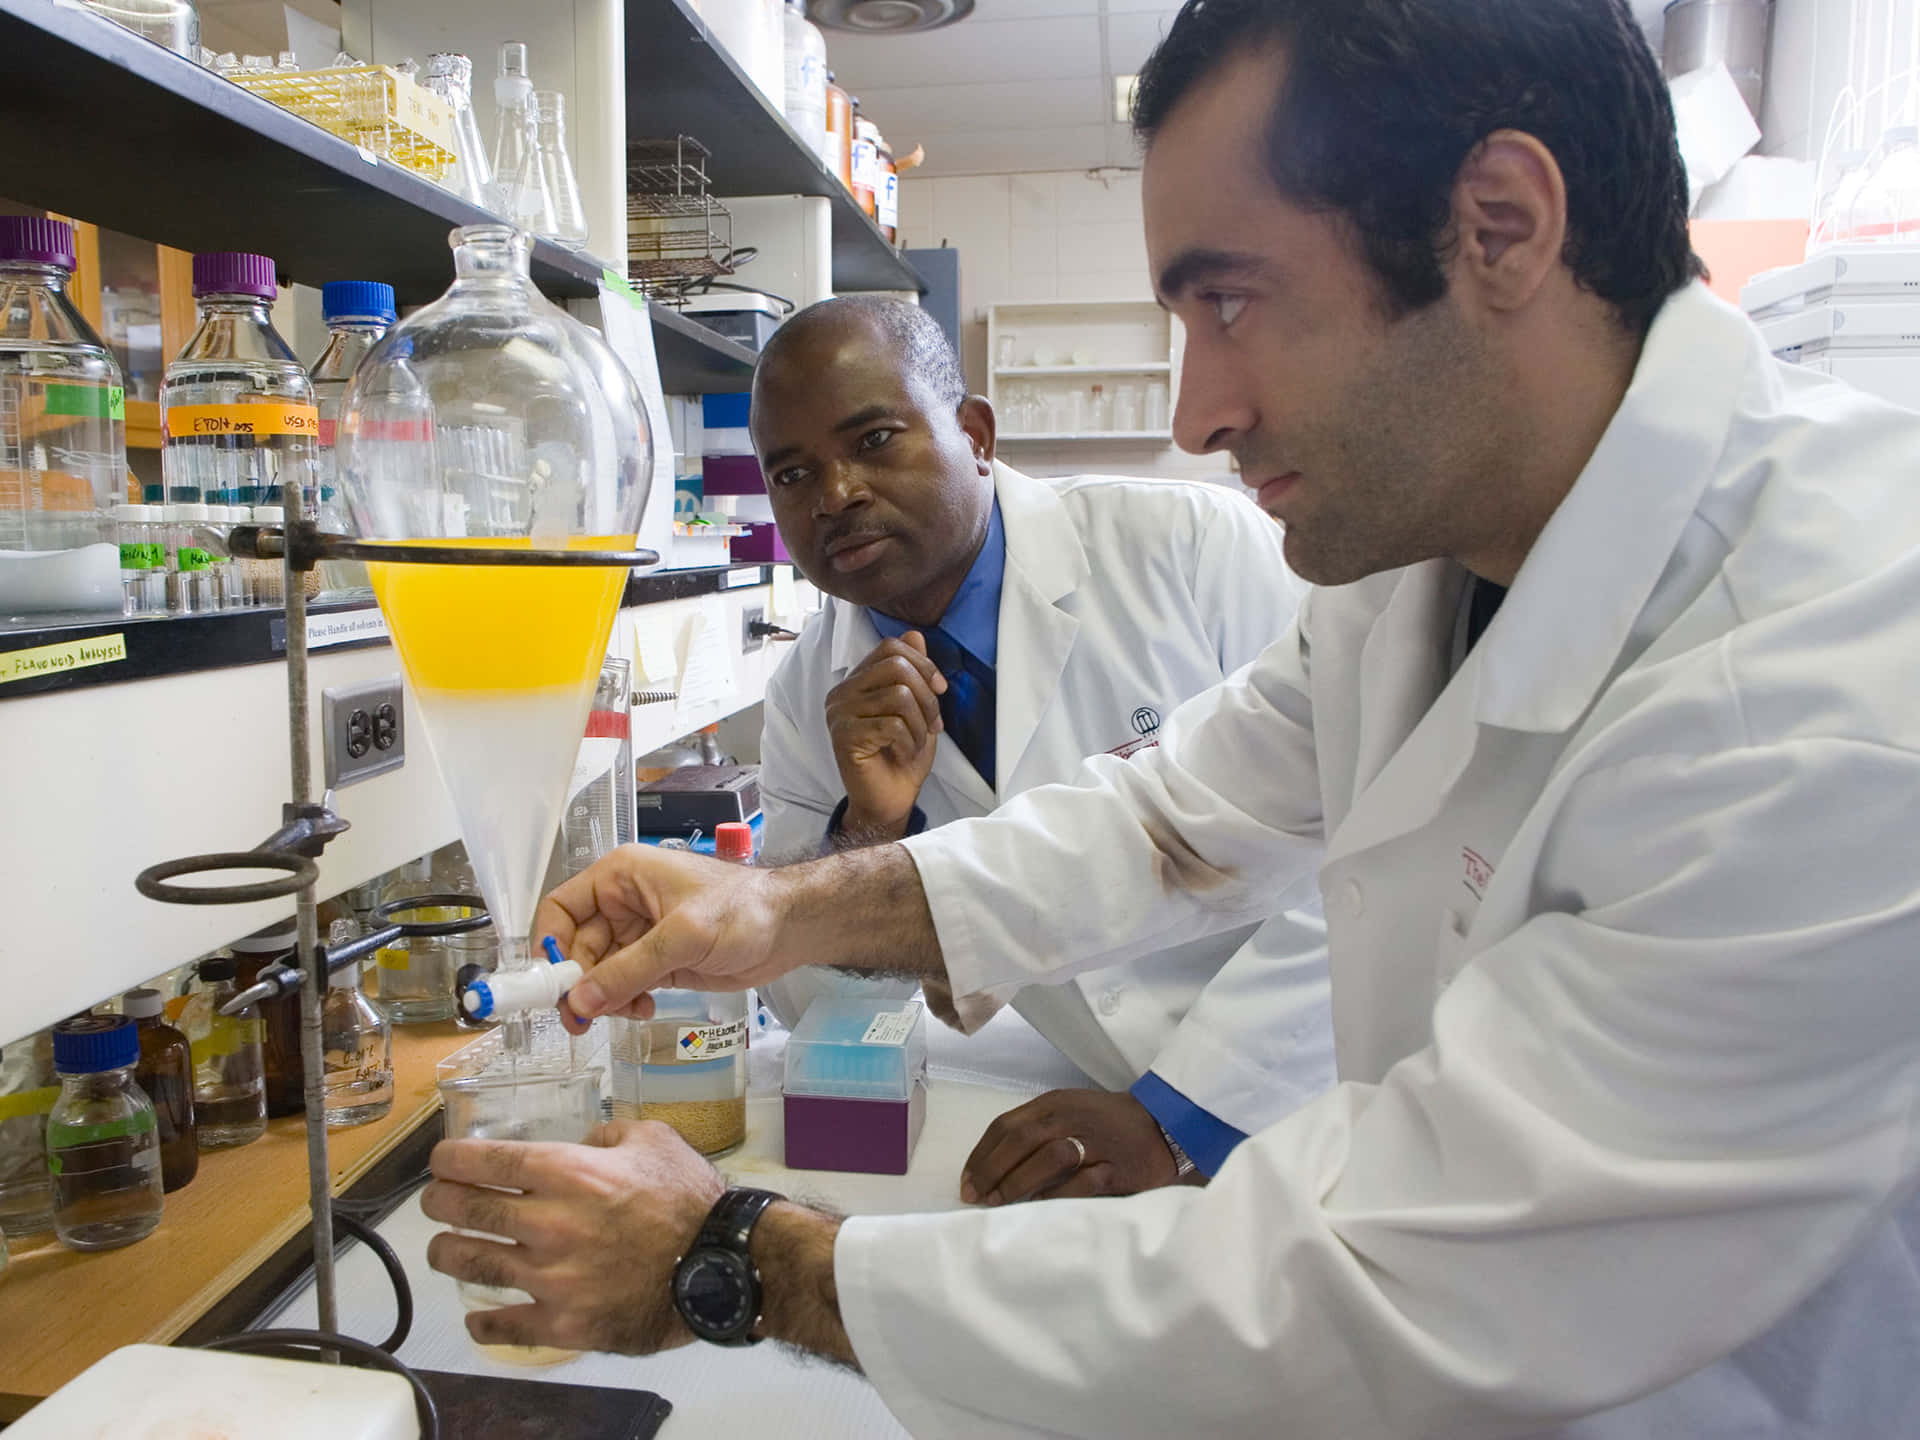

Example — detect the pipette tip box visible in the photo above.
[783,997,928,1175]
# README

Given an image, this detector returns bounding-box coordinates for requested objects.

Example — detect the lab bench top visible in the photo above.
[269,1010,1096,1439]
[0,1022,481,1414]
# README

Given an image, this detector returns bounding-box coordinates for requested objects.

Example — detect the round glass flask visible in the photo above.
[335,224,652,981]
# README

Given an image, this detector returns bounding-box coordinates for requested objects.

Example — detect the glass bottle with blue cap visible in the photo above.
[45,1016,165,1252]
[310,279,396,595]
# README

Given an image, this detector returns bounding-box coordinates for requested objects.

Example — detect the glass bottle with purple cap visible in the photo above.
[0,215,127,560]
[159,252,318,557]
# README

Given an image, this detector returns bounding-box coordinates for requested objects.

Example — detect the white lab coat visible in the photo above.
[833,283,1920,1438]
[758,462,1335,1131]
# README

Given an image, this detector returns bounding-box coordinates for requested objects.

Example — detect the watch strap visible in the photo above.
[695,1186,782,1254]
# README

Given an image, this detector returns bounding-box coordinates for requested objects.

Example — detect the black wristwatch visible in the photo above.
[672,1188,783,1346]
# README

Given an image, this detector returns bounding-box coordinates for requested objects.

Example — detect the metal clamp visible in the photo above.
[137,795,350,907]
[220,892,492,1013]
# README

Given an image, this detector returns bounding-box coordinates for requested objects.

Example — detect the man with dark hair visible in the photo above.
[748,297,1332,1199]
[424,3,1920,1435]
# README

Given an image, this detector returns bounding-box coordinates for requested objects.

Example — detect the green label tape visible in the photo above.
[43,382,125,421]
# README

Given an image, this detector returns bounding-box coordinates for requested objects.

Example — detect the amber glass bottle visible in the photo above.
[122,989,197,1192]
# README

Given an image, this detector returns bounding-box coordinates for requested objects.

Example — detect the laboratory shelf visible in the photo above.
[0,1022,478,1413]
[0,0,753,395]
[623,0,925,295]
[998,431,1176,443]
[0,599,389,703]
[994,363,1173,376]
[0,567,774,703]
[650,302,758,392]
[0,0,600,302]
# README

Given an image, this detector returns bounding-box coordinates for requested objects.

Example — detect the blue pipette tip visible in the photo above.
[541,935,565,966]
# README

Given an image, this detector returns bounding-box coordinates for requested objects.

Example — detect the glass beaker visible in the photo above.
[436,1029,603,1363]
[336,224,651,998]
[611,989,747,1156]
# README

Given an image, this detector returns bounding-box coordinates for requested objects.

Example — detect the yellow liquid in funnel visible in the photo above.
[367,537,629,693]
[369,538,629,953]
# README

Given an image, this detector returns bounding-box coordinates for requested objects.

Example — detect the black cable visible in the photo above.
[331,1207,414,1355]
[332,1165,432,1219]
[201,1330,439,1440]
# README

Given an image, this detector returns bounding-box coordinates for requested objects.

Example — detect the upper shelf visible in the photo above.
[624,0,925,295]
[0,0,753,392]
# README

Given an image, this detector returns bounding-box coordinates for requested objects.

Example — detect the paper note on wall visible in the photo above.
[675,594,739,725]
[632,612,679,692]
[771,565,799,622]
[598,273,675,570]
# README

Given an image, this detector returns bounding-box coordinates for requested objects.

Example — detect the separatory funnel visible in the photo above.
[334,224,650,1010]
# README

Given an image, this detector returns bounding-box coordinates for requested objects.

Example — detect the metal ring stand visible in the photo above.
[137,517,648,1336]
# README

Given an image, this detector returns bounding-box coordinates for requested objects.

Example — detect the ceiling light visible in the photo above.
[807,0,974,33]
[1114,74,1139,124]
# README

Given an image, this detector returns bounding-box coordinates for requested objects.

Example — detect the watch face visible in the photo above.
[674,1248,755,1339]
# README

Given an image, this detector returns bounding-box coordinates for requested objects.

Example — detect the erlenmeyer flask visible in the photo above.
[490,42,554,233]
[422,52,494,210]
[335,224,651,989]
[534,91,591,249]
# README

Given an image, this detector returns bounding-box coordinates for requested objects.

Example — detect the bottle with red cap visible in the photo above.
[714,821,755,864]
[160,251,319,574]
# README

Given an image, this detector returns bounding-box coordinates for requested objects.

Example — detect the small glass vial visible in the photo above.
[115,503,166,616]
[122,989,197,1193]
[323,946,394,1129]
[46,1016,164,1252]
[180,956,269,1149]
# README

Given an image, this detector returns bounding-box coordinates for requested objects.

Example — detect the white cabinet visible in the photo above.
[987,298,1175,443]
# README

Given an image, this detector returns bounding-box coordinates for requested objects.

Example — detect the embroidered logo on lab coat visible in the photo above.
[1462,846,1495,901]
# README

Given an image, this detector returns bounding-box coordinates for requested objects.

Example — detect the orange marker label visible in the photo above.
[165,403,320,440]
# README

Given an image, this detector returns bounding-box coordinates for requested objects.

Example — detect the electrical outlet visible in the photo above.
[742,603,766,653]
[322,676,405,788]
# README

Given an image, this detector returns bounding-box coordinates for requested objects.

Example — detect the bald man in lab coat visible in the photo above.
[745,295,1333,1202]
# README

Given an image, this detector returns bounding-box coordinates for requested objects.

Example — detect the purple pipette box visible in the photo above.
[782,997,928,1176]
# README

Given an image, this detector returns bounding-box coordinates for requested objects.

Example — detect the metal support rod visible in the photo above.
[285,553,338,1338]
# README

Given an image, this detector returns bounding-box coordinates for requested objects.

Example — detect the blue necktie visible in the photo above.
[921,626,996,786]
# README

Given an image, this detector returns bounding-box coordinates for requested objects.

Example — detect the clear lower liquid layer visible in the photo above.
[49,1135,163,1251]
[324,1070,395,1127]
[195,1090,267,1149]
[369,540,628,953]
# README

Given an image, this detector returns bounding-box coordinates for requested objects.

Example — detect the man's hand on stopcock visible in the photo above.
[422,1120,725,1355]
[537,844,790,1031]
[958,1089,1191,1204]
[826,633,947,841]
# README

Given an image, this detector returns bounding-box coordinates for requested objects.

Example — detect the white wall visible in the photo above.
[896,168,1231,484]
[1763,0,1920,166]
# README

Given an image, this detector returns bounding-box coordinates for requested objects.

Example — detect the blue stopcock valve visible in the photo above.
[458,936,585,1020]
